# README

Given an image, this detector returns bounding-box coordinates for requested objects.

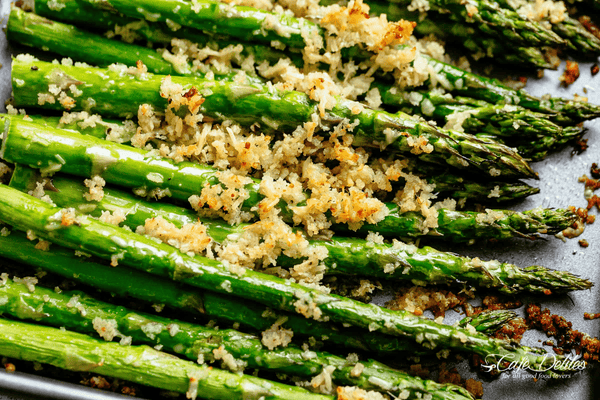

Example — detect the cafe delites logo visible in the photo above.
[481,353,587,379]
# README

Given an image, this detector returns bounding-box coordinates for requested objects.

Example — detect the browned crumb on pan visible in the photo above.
[80,375,139,397]
[568,206,595,225]
[592,64,600,76]
[559,61,580,87]
[571,138,588,155]
[583,313,600,320]
[578,239,589,248]
[438,363,484,399]
[465,379,484,399]
[580,175,600,192]
[591,163,600,179]
[88,376,112,390]
[409,364,430,379]
[525,303,600,362]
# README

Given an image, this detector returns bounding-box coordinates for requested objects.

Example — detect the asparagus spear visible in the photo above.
[0,277,475,399]
[374,85,580,140]
[8,7,176,75]
[11,166,589,295]
[0,227,514,356]
[0,185,576,373]
[78,0,563,48]
[6,113,135,144]
[79,0,324,49]
[418,169,540,203]
[0,318,336,400]
[31,0,303,68]
[418,55,600,123]
[8,7,295,75]
[32,0,136,32]
[492,0,600,54]
[386,0,565,46]
[366,1,558,69]
[550,16,600,54]
[0,117,576,241]
[477,126,587,161]
[376,86,588,160]
[6,112,541,203]
[10,59,537,179]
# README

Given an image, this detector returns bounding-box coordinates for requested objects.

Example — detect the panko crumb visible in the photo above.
[261,317,294,350]
[560,60,580,87]
[83,175,106,202]
[584,312,600,320]
[336,386,388,400]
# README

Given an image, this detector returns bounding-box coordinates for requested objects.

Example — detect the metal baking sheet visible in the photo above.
[0,1,598,399]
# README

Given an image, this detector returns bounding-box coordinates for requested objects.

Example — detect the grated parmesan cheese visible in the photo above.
[261,316,294,350]
[212,346,247,373]
[92,318,120,341]
[83,176,106,202]
[13,276,38,292]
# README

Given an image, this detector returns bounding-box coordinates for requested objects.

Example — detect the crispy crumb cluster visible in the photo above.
[127,77,457,290]
[526,303,600,362]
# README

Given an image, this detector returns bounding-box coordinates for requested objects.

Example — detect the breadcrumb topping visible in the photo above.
[83,176,106,202]
[140,216,212,256]
[261,316,294,350]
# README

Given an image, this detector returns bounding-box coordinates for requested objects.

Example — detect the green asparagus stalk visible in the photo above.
[0,184,577,374]
[0,117,577,242]
[8,7,295,75]
[79,0,564,49]
[551,16,600,54]
[374,85,581,140]
[8,7,176,75]
[6,113,135,144]
[11,166,589,295]
[31,0,304,68]
[492,0,600,54]
[11,59,536,179]
[384,0,565,46]
[0,226,514,356]
[0,317,335,400]
[32,0,135,32]
[513,130,586,161]
[0,277,474,399]
[5,113,541,203]
[477,126,587,161]
[418,55,600,123]
[78,0,321,49]
[420,170,540,203]
[366,1,558,69]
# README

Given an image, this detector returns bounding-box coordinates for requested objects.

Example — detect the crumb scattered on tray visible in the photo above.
[572,138,588,155]
[591,163,600,179]
[526,304,600,362]
[560,61,580,87]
